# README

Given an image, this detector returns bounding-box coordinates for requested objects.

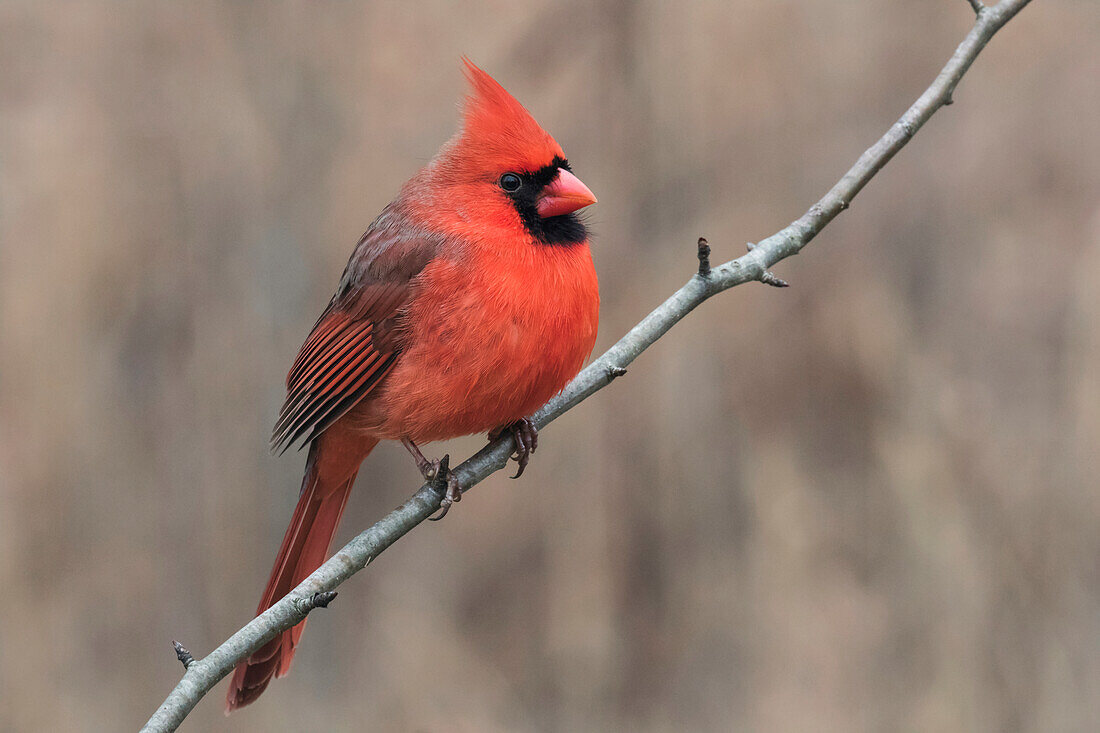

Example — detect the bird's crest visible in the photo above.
[454,58,565,174]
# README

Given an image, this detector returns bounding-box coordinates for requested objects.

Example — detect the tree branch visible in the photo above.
[141,2,1032,729]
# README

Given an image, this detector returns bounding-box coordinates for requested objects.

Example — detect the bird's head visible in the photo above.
[420,59,597,246]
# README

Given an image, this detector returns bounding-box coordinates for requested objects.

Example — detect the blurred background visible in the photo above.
[2,1,1098,731]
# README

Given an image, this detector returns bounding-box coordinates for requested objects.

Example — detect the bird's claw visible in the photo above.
[425,454,461,521]
[401,438,463,521]
[490,418,539,479]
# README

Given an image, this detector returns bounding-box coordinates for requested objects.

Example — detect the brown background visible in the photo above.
[2,2,1099,731]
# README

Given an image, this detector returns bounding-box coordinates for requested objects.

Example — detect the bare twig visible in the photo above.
[295,590,338,613]
[697,237,711,276]
[967,0,986,15]
[171,642,194,670]
[605,365,628,381]
[141,2,1033,730]
[759,271,790,288]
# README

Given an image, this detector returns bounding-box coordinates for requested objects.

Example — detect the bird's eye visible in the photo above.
[499,173,522,192]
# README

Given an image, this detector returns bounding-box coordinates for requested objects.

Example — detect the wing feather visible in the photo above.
[271,225,439,453]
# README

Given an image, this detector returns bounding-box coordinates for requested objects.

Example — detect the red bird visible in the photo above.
[226,60,599,711]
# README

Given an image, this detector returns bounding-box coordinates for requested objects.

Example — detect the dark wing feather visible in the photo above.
[271,220,439,453]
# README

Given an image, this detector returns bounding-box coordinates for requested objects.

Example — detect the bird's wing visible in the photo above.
[271,224,439,453]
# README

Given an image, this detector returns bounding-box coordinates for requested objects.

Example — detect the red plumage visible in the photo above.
[226,59,599,712]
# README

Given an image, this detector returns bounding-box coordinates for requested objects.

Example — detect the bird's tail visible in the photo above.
[225,432,377,712]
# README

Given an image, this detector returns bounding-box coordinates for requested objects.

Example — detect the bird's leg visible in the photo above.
[489,417,539,479]
[401,437,461,520]
[401,437,434,477]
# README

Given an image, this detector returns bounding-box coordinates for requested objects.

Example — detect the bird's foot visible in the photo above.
[402,438,462,521]
[425,454,462,521]
[489,418,539,479]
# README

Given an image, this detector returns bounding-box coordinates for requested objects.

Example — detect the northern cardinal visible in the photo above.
[225,60,599,711]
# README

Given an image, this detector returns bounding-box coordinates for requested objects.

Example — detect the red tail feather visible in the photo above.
[225,432,377,712]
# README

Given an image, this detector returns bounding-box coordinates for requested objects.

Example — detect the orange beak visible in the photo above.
[536,168,597,218]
